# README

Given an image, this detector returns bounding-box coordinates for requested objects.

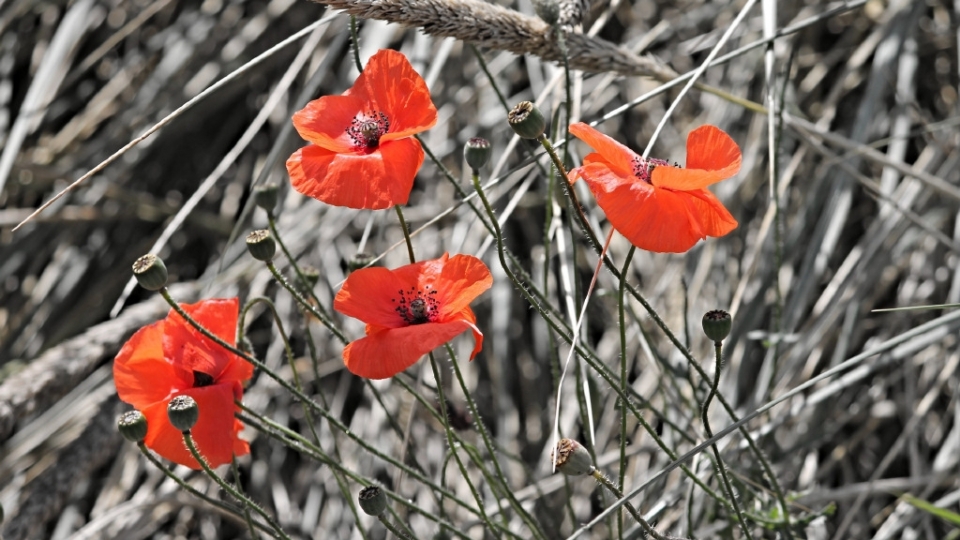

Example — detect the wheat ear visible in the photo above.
[314,0,677,79]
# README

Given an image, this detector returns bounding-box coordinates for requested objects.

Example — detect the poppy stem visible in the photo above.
[377,515,415,540]
[181,432,293,540]
[267,215,334,322]
[349,16,363,73]
[444,344,549,539]
[231,457,261,540]
[701,342,755,540]
[135,442,274,536]
[263,262,349,344]
[394,205,417,263]
[424,353,500,533]
[590,469,667,540]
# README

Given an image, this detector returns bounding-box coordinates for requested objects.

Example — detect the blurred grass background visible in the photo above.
[1,0,959,538]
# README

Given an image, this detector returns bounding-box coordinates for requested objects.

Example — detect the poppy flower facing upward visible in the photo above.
[334,253,493,380]
[568,122,741,253]
[113,298,253,469]
[286,49,438,210]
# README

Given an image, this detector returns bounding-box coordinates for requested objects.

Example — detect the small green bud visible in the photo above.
[464,137,492,171]
[533,0,560,25]
[253,182,279,213]
[348,253,376,273]
[167,395,199,432]
[358,485,388,516]
[702,309,732,343]
[551,438,594,476]
[299,265,321,290]
[508,101,546,140]
[246,229,276,262]
[118,410,148,443]
[132,254,168,291]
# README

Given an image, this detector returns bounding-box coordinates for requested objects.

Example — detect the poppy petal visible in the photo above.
[342,320,478,379]
[651,125,741,191]
[334,266,413,328]
[434,254,493,317]
[683,188,739,237]
[580,165,728,252]
[569,123,637,177]
[353,49,438,142]
[163,298,239,379]
[292,94,367,153]
[141,384,247,469]
[286,139,422,210]
[114,322,184,408]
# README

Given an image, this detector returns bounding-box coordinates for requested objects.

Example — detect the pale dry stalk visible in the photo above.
[314,0,677,79]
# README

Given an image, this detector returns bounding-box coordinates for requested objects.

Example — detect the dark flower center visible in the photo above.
[193,370,215,387]
[392,286,439,325]
[347,111,390,152]
[632,157,673,183]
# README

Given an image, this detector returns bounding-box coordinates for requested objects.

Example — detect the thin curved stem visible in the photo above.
[182,432,291,540]
[702,342,754,540]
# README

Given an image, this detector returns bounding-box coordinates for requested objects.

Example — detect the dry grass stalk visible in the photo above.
[314,0,677,79]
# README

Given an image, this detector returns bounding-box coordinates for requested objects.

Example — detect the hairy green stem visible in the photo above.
[702,342,754,540]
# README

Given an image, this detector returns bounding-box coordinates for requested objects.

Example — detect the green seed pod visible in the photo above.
[552,438,595,476]
[246,229,276,262]
[132,254,168,291]
[358,485,388,516]
[702,309,732,343]
[347,253,376,273]
[508,101,546,140]
[533,0,560,25]
[167,395,199,432]
[253,182,279,213]
[118,410,148,443]
[464,137,492,171]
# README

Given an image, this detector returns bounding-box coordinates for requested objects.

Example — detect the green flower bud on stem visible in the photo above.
[133,254,168,291]
[246,229,276,262]
[464,137,492,172]
[508,101,546,140]
[358,485,388,516]
[253,182,279,213]
[118,410,148,443]
[702,309,732,343]
[168,395,199,432]
[551,438,595,476]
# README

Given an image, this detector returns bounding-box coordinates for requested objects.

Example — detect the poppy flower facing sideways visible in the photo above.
[113,298,253,469]
[568,122,741,253]
[286,49,438,210]
[334,254,493,380]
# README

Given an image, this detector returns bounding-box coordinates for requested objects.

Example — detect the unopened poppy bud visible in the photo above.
[358,485,388,516]
[464,137,492,171]
[132,254,168,291]
[246,229,276,262]
[348,252,376,272]
[254,182,279,213]
[551,438,595,476]
[118,410,148,443]
[702,309,732,343]
[168,395,199,432]
[533,0,560,25]
[508,101,546,140]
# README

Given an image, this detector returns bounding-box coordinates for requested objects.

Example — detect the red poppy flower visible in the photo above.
[113,298,253,469]
[568,122,741,253]
[286,49,438,210]
[334,253,493,380]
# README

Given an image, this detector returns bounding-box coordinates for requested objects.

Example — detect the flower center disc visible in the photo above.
[394,287,439,325]
[348,112,390,152]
